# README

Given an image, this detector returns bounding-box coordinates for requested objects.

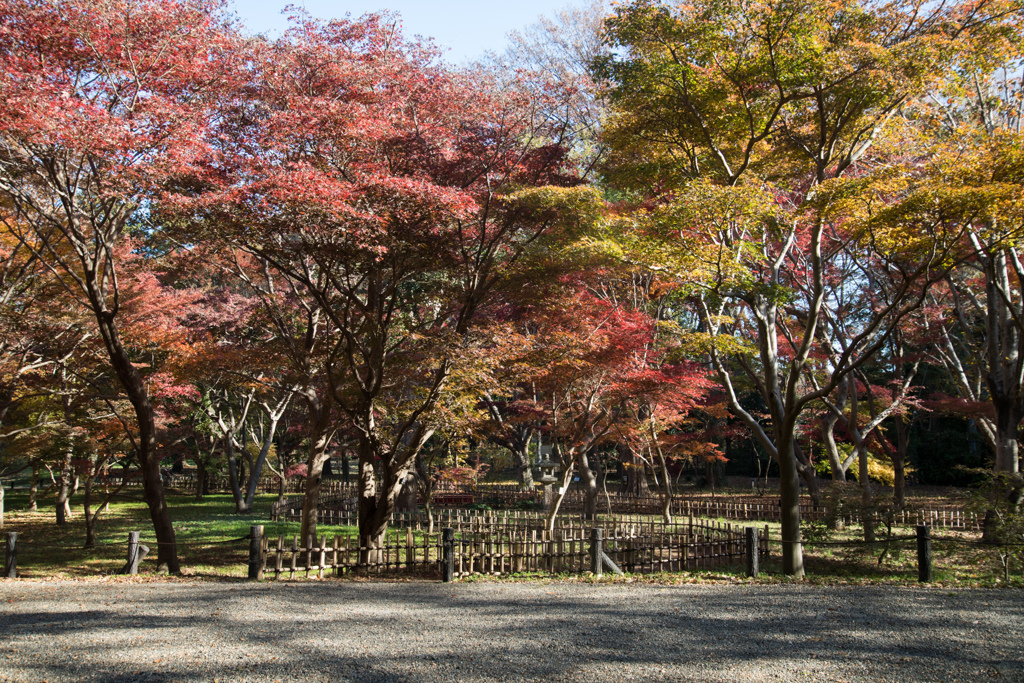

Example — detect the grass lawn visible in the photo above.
[0,490,360,579]
[1,487,1020,586]
[691,515,1024,588]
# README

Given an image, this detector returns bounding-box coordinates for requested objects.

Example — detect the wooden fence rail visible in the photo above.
[272,489,979,533]
[260,527,437,579]
[670,498,980,531]
[259,516,769,580]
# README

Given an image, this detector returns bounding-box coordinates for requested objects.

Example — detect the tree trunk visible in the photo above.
[513,442,534,490]
[544,459,576,533]
[793,441,821,505]
[298,426,332,552]
[28,463,39,511]
[56,447,73,526]
[984,400,1022,540]
[424,501,435,534]
[619,446,650,497]
[777,436,805,578]
[353,421,434,563]
[356,437,426,561]
[94,314,178,573]
[415,454,435,533]
[822,412,848,482]
[297,386,334,550]
[654,447,673,524]
[356,447,381,561]
[242,415,282,512]
[857,442,875,543]
[225,437,249,513]
[578,450,599,521]
[893,417,909,509]
[194,459,207,502]
[396,474,418,512]
[994,400,1021,475]
[83,471,97,549]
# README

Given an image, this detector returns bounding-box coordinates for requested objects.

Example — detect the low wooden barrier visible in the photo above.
[261,527,437,579]
[258,516,768,580]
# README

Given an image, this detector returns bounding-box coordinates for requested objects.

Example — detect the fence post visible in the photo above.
[126,531,141,575]
[590,528,603,577]
[4,531,15,578]
[916,524,932,583]
[442,528,454,583]
[745,527,759,578]
[248,525,263,580]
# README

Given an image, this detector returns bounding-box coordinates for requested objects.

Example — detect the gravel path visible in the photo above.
[0,580,1022,682]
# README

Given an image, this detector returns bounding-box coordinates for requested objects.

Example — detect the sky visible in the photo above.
[229,0,565,64]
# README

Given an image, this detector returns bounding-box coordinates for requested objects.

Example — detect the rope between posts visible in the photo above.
[765,537,1024,548]
[5,535,254,550]
[135,536,253,546]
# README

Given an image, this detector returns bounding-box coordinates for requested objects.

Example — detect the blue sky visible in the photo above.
[229,1,565,64]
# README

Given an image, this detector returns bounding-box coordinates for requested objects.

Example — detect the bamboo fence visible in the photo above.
[259,514,768,579]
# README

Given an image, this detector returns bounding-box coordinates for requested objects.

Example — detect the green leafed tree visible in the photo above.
[597,0,1022,576]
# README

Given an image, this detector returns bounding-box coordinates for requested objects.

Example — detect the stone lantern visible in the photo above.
[536,458,559,512]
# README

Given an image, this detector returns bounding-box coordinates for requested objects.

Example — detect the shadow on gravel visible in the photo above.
[1,584,1022,682]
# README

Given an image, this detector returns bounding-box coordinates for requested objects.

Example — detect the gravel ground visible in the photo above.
[0,579,1021,683]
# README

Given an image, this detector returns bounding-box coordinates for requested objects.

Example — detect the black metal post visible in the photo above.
[442,528,454,582]
[4,531,16,578]
[248,525,263,580]
[917,524,932,583]
[590,528,603,577]
[745,526,759,578]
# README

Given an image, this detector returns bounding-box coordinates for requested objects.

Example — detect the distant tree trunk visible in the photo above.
[544,455,576,533]
[28,463,39,511]
[396,474,418,513]
[984,398,1022,541]
[578,450,599,521]
[194,459,207,502]
[241,408,285,512]
[83,454,129,550]
[820,413,850,532]
[481,395,535,491]
[415,454,435,533]
[652,447,673,525]
[822,410,850,482]
[512,442,535,490]
[857,442,875,543]
[619,446,650,497]
[892,417,910,509]
[225,437,248,513]
[56,447,73,526]
[83,461,97,549]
